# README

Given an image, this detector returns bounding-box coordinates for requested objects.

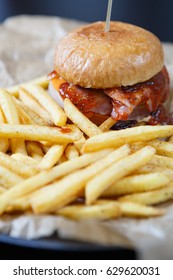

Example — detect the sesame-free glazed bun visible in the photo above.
[55,21,164,88]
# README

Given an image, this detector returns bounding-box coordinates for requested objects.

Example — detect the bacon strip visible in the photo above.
[104,67,169,120]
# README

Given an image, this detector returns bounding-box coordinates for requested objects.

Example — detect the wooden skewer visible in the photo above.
[105,0,113,32]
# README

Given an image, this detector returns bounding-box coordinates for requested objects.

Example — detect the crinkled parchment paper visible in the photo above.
[0,15,173,259]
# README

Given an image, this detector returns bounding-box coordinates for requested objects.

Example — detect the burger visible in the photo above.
[48,21,170,127]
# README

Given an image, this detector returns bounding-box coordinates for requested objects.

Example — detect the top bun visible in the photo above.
[55,21,164,88]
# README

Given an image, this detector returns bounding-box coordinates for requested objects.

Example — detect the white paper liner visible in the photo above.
[0,15,173,259]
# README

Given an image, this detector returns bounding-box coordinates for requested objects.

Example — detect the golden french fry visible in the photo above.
[74,135,86,154]
[41,145,50,154]
[65,144,79,160]
[14,97,48,126]
[130,142,146,152]
[15,103,35,125]
[137,165,173,180]
[148,139,173,158]
[86,146,155,205]
[83,125,173,152]
[99,117,116,132]
[64,98,102,137]
[0,89,27,154]
[11,153,38,166]
[7,75,49,97]
[71,124,86,154]
[118,184,173,205]
[26,141,44,160]
[0,107,6,122]
[22,84,67,126]
[0,152,37,178]
[0,108,9,152]
[0,149,111,214]
[0,186,6,194]
[19,88,52,125]
[30,145,130,214]
[0,124,82,143]
[150,154,173,169]
[0,139,9,153]
[57,202,121,220]
[6,196,31,212]
[168,135,173,143]
[58,153,68,164]
[37,144,65,170]
[0,166,23,188]
[0,89,19,125]
[103,173,169,197]
[119,202,164,217]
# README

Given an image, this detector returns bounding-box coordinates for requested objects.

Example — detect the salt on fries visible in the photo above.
[0,76,173,220]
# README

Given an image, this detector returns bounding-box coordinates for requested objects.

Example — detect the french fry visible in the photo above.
[0,138,9,153]
[37,144,65,170]
[0,107,6,122]
[150,155,173,169]
[119,202,164,217]
[19,88,52,125]
[57,202,121,220]
[0,124,82,143]
[58,153,68,164]
[65,144,79,160]
[22,84,67,126]
[83,125,173,152]
[130,142,146,152]
[103,173,169,197]
[95,199,164,217]
[11,153,38,166]
[0,149,112,214]
[99,117,116,132]
[0,151,37,178]
[0,108,9,153]
[64,98,102,137]
[7,75,49,97]
[30,145,130,214]
[26,141,44,161]
[137,165,173,180]
[71,124,86,154]
[86,146,155,205]
[0,89,27,154]
[148,139,173,158]
[74,135,86,154]
[168,134,173,143]
[15,103,35,125]
[0,166,23,188]
[2,77,173,221]
[0,186,6,194]
[6,196,31,212]
[118,184,173,205]
[14,97,48,126]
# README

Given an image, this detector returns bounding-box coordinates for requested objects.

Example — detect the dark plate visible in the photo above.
[0,233,136,259]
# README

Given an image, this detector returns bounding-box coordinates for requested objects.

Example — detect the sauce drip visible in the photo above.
[57,127,71,133]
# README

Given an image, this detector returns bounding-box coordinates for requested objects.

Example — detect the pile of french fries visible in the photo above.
[0,76,173,220]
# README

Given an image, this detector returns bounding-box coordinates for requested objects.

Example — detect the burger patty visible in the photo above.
[49,66,169,124]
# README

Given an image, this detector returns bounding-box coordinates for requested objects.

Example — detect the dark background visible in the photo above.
[0,0,172,41]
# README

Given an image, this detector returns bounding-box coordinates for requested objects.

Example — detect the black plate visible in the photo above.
[0,233,136,259]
